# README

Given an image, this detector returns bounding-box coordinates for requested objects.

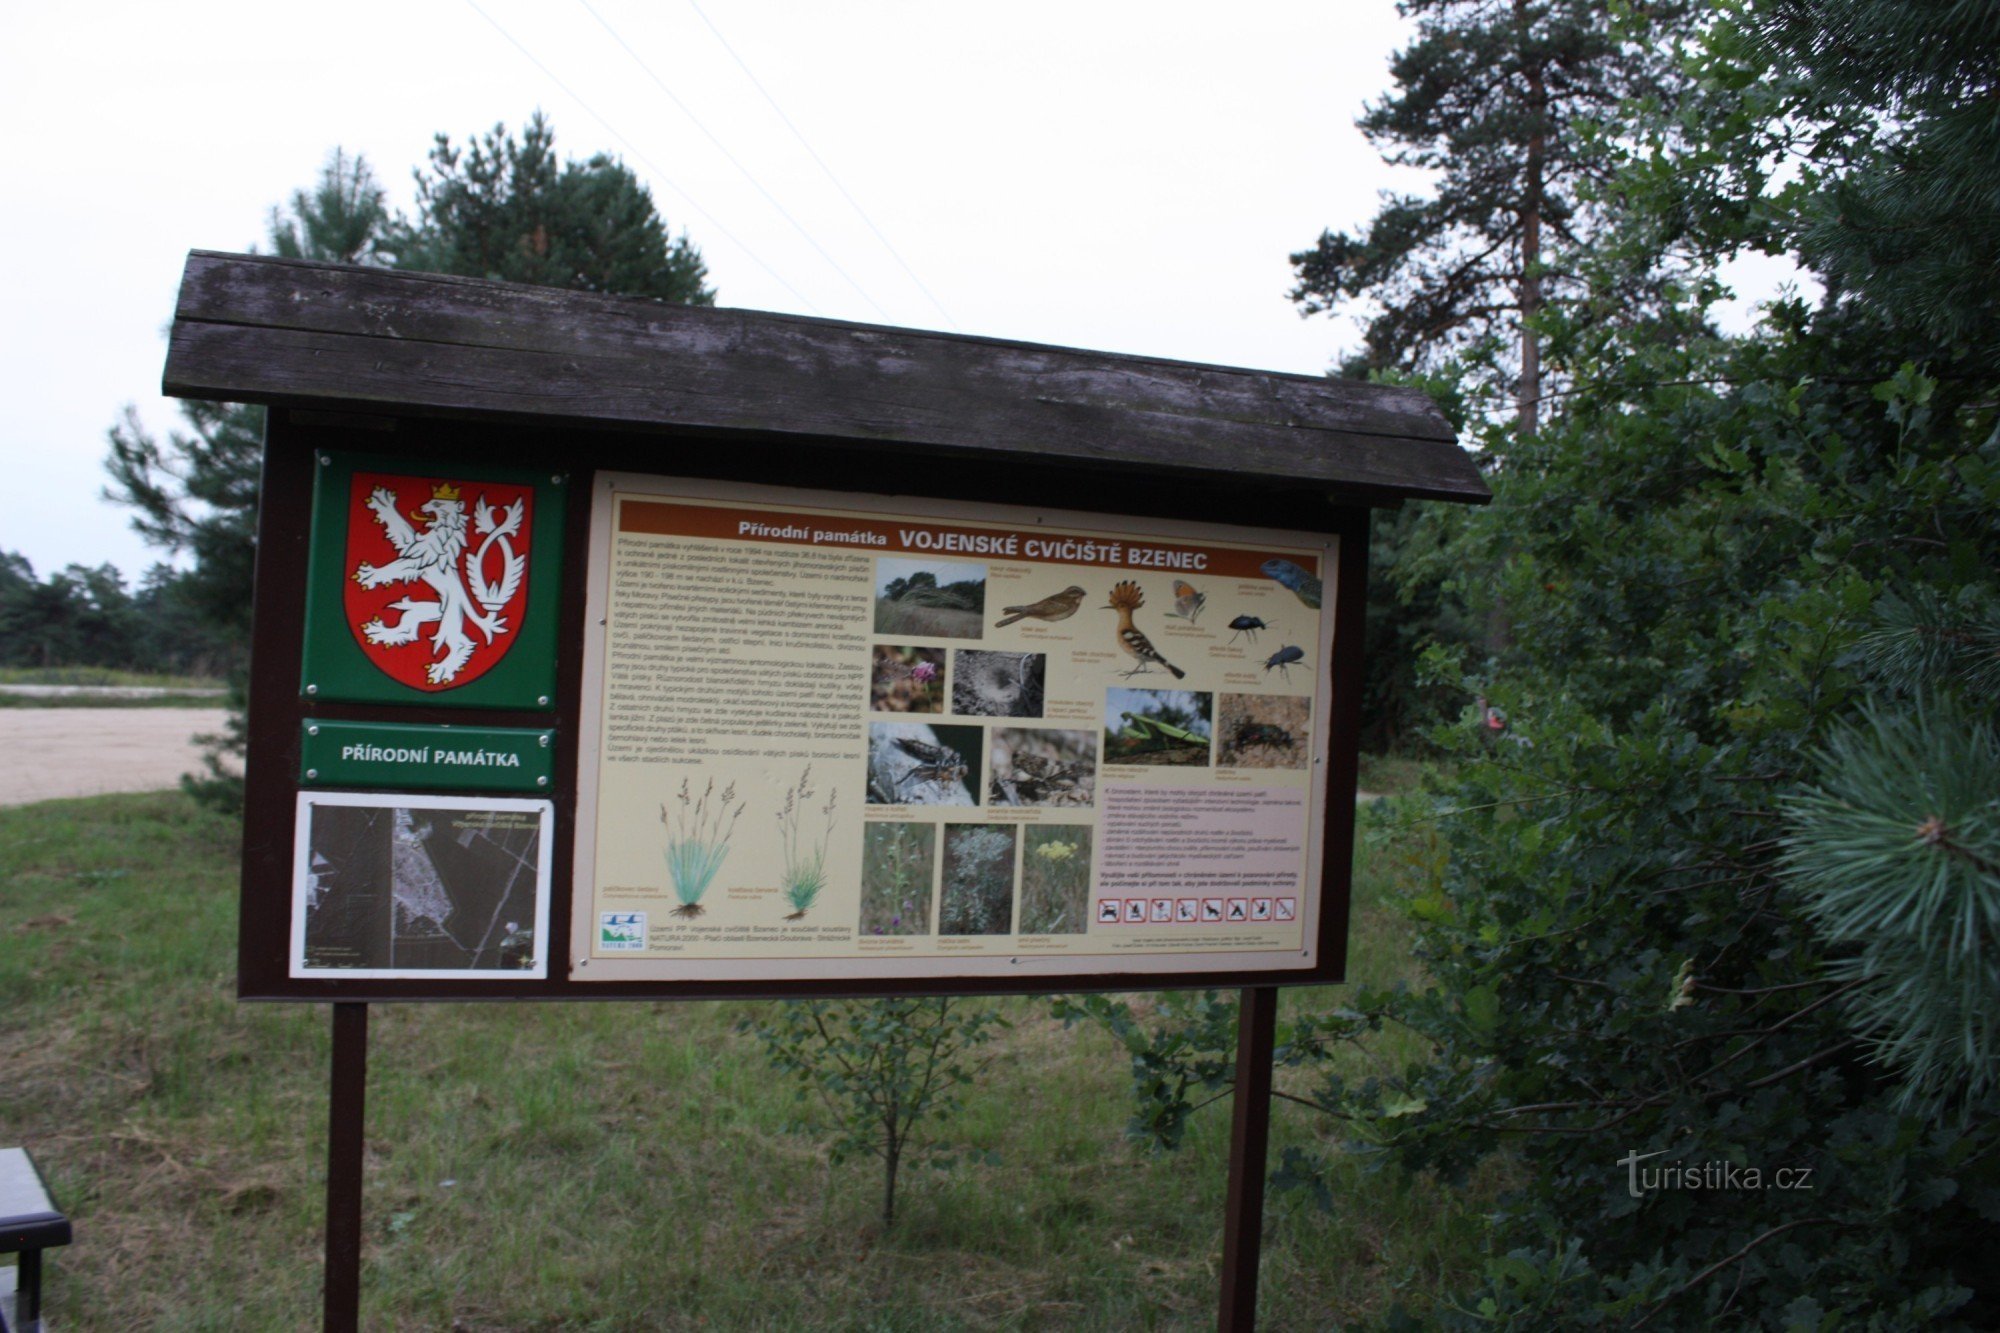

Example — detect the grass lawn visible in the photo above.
[0,779,1484,1330]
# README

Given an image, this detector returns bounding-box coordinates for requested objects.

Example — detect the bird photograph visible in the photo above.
[1103,580,1186,679]
[994,584,1087,627]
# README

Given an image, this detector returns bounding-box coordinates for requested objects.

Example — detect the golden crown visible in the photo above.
[430,482,462,501]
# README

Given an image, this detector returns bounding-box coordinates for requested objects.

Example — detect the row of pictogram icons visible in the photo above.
[1096,897,1297,926]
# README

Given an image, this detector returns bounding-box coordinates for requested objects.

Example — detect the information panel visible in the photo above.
[572,475,1338,984]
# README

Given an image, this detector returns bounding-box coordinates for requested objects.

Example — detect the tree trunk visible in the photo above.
[882,1138,901,1228]
[1518,0,1546,440]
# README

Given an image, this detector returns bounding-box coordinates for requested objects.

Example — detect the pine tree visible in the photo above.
[1737,0,2000,367]
[267,148,391,266]
[386,113,713,303]
[103,120,716,809]
[1289,0,1691,432]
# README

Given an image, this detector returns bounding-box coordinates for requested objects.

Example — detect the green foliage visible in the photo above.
[745,997,1005,1227]
[1358,498,1483,752]
[386,112,712,304]
[1785,700,2000,1111]
[267,147,390,265]
[1051,991,1242,1150]
[1728,1,2000,361]
[103,399,263,639]
[102,118,714,812]
[1289,0,1693,390]
[0,552,234,678]
[1085,3,2000,1325]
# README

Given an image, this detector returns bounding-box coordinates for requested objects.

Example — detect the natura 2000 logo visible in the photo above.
[599,912,647,951]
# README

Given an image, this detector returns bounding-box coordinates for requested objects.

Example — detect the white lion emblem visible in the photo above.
[352,482,526,684]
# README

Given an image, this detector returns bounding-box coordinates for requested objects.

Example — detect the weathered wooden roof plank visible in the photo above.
[165,251,1489,506]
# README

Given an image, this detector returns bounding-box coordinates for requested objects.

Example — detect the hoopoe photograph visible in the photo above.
[1102,579,1187,680]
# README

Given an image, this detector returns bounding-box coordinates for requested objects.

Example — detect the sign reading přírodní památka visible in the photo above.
[299,452,565,709]
[571,473,1339,986]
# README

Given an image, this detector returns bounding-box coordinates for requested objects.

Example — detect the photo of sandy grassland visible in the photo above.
[952,649,1045,718]
[1018,825,1091,936]
[988,727,1096,807]
[869,644,946,713]
[1103,688,1213,767]
[1216,693,1311,769]
[873,557,987,639]
[858,821,936,936]
[938,823,1018,936]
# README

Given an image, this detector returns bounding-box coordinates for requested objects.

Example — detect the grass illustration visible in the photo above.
[938,824,1017,936]
[662,776,744,919]
[1018,826,1091,935]
[859,822,936,936]
[777,766,837,920]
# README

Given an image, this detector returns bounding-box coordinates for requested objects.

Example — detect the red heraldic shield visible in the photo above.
[341,472,536,691]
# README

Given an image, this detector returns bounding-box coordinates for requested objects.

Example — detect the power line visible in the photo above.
[577,0,895,323]
[459,0,825,314]
[684,0,961,332]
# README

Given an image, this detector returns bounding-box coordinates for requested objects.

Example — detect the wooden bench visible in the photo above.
[0,1149,70,1333]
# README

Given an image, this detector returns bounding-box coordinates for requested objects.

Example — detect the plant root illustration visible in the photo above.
[662,777,744,919]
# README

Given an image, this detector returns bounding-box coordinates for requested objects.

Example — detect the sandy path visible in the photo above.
[0,709,230,806]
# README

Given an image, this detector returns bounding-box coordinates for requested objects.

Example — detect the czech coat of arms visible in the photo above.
[342,472,535,690]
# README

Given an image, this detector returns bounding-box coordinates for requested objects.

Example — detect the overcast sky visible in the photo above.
[1,1,1436,581]
[2,2,1792,586]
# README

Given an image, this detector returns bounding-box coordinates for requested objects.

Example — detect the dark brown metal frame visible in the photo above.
[242,411,1373,1005]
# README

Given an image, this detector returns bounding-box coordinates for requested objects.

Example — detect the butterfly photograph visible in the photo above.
[1164,578,1207,625]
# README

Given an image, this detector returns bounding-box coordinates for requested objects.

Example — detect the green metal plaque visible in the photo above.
[300,721,556,793]
[299,450,565,709]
